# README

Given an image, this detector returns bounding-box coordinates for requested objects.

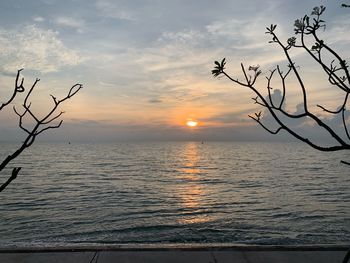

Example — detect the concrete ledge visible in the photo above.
[0,243,349,252]
[0,244,349,263]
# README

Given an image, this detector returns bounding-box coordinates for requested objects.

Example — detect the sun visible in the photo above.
[186,120,198,127]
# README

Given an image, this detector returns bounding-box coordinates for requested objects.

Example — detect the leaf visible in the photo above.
[221,58,226,67]
[211,69,219,76]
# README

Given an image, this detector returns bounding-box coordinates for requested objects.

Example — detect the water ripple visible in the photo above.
[0,141,349,246]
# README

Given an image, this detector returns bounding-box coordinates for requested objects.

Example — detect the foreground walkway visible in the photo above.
[0,244,348,263]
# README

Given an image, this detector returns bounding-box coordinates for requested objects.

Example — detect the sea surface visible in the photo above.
[0,141,349,247]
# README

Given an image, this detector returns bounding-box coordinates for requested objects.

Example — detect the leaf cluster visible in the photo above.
[212,58,226,77]
[294,6,326,35]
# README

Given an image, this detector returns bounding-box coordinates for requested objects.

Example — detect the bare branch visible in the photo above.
[248,114,284,135]
[41,111,65,125]
[0,167,21,192]
[0,69,25,111]
[241,63,250,85]
[58,84,83,104]
[35,120,63,136]
[277,65,292,109]
[13,106,32,135]
[342,108,350,140]
[50,94,58,105]
[266,69,277,108]
[23,78,40,108]
[0,70,82,192]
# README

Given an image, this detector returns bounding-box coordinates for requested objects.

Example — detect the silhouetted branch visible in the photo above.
[0,167,21,192]
[0,70,82,192]
[266,69,277,108]
[276,65,291,109]
[212,5,350,164]
[42,111,65,125]
[342,109,350,140]
[0,69,25,111]
[248,112,284,135]
[35,120,63,136]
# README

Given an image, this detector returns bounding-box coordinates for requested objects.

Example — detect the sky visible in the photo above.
[0,0,349,142]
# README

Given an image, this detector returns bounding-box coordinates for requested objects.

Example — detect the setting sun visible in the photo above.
[186,120,198,127]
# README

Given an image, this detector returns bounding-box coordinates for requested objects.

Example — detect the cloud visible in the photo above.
[33,16,45,22]
[148,98,162,104]
[158,29,205,44]
[54,16,85,32]
[325,13,350,47]
[95,0,137,21]
[202,110,255,125]
[206,18,268,50]
[41,0,56,5]
[0,25,83,73]
[0,70,17,77]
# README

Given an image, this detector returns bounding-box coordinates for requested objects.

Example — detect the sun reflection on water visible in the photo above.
[177,142,210,224]
[181,142,201,179]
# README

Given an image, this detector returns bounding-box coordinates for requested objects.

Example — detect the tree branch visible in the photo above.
[212,5,350,164]
[0,70,82,192]
[0,167,21,192]
[0,69,25,111]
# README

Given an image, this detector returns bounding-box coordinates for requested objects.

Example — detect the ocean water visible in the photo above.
[0,141,349,247]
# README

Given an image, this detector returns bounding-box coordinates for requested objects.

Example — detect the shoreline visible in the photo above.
[1,243,349,252]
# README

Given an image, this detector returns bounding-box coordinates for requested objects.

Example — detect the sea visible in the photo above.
[0,141,349,247]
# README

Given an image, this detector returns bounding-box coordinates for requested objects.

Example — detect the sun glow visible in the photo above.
[186,120,198,127]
